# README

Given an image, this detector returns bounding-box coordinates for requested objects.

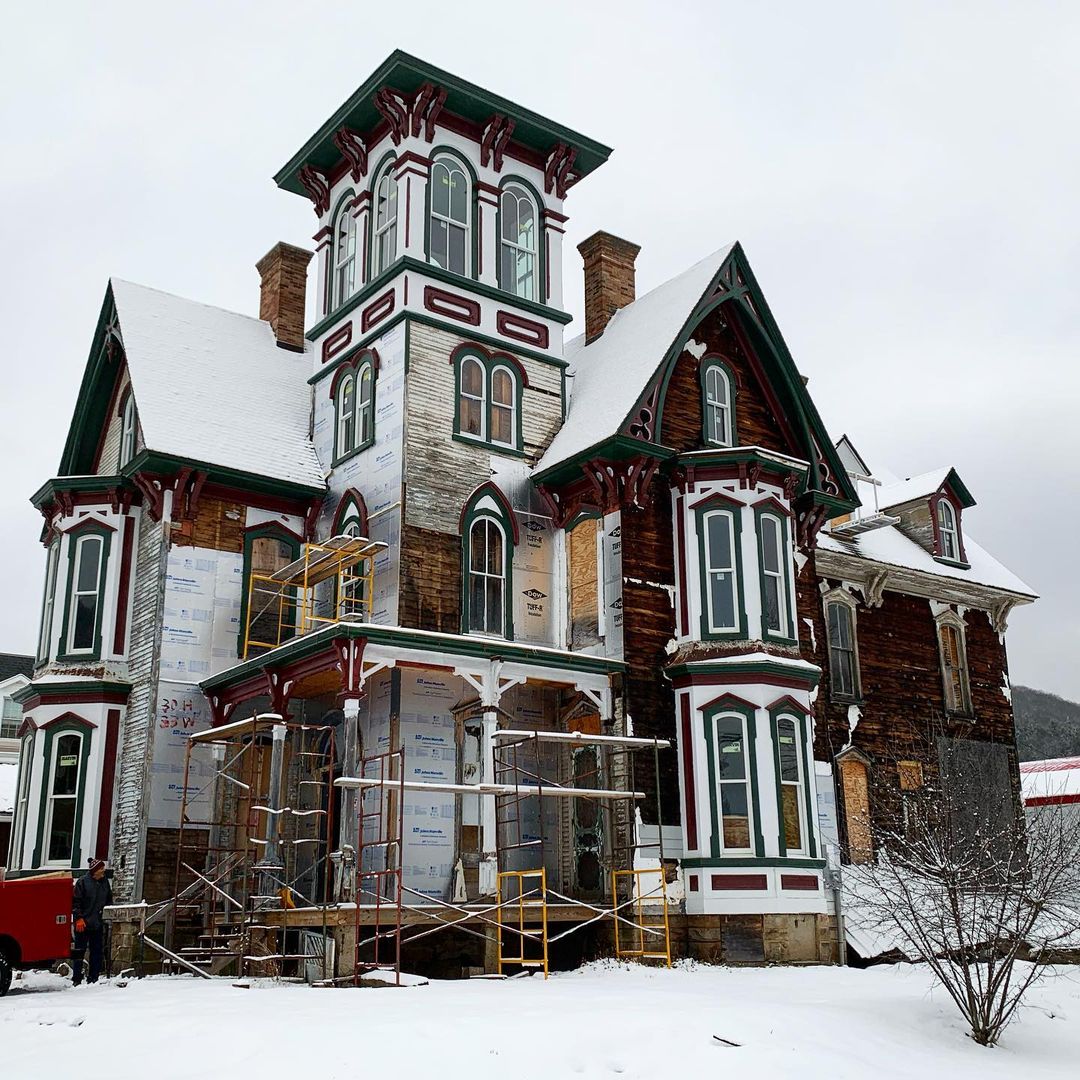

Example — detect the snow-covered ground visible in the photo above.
[3,961,1078,1079]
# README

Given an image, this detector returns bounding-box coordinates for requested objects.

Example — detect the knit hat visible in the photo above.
[88,858,106,874]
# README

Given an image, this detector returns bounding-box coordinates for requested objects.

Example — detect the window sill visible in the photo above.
[452,432,527,459]
[933,555,971,570]
[830,695,864,708]
[332,440,375,468]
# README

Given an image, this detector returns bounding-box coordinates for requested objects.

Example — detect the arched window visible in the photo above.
[333,490,369,539]
[332,197,357,308]
[64,531,108,656]
[430,155,470,276]
[453,347,524,452]
[37,540,60,662]
[701,508,740,635]
[461,484,517,639]
[336,373,356,457]
[240,524,302,657]
[468,517,506,635]
[774,715,808,855]
[490,365,516,447]
[458,355,486,439]
[759,513,788,636]
[332,354,376,463]
[937,498,960,561]
[44,730,83,866]
[499,183,538,300]
[701,359,734,447]
[937,612,972,715]
[119,390,137,468]
[373,165,398,276]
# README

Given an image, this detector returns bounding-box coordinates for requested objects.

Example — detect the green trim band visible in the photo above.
[123,450,325,501]
[31,475,134,512]
[14,679,132,705]
[667,658,820,686]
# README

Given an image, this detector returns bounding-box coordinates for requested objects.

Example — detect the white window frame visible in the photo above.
[936,612,972,715]
[499,183,538,301]
[704,363,733,447]
[37,540,59,662]
[759,512,789,637]
[66,534,105,655]
[468,516,506,637]
[11,732,34,870]
[356,361,373,447]
[332,199,357,308]
[336,373,356,458]
[458,356,487,441]
[373,166,398,276]
[43,730,83,868]
[775,714,809,856]
[937,498,960,561]
[703,508,739,634]
[824,591,861,700]
[489,364,517,448]
[713,712,755,855]
[429,155,471,276]
[119,391,137,468]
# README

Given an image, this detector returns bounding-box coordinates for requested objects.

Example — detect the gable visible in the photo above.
[536,244,858,513]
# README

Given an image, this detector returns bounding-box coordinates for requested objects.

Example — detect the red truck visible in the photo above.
[0,872,74,995]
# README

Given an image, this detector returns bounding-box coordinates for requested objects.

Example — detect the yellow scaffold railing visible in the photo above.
[243,534,387,658]
[611,868,672,967]
[496,868,549,977]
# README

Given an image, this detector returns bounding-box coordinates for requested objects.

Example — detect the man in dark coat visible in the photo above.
[72,857,112,985]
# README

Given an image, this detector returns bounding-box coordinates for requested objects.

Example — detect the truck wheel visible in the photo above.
[0,951,11,997]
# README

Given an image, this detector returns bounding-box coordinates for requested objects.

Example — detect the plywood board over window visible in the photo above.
[567,517,600,648]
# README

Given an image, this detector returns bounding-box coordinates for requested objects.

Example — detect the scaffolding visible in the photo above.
[242,534,386,658]
[149,714,337,979]
[335,729,673,982]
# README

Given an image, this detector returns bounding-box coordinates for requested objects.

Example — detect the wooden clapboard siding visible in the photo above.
[403,321,563,535]
[110,504,167,901]
[171,494,247,552]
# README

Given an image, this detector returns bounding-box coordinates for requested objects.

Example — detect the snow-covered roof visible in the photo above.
[535,246,733,474]
[876,468,971,511]
[819,524,1036,598]
[0,759,17,816]
[1021,757,1080,804]
[112,280,325,490]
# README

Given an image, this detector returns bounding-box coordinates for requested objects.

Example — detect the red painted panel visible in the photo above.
[96,708,121,861]
[322,322,353,365]
[680,695,697,851]
[780,874,820,891]
[112,516,135,655]
[361,290,395,333]
[496,310,549,349]
[424,286,481,326]
[688,874,699,892]
[711,873,768,891]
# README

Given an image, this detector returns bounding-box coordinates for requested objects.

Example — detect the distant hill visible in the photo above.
[1012,685,1080,762]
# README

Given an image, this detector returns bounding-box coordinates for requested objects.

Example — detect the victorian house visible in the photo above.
[6,51,1035,968]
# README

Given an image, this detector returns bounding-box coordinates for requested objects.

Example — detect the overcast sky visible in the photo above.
[1,2,1076,698]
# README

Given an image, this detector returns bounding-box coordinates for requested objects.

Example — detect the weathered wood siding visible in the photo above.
[111,505,167,901]
[398,525,461,634]
[171,494,247,553]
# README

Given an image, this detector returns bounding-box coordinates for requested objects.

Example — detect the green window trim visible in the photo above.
[331,352,378,465]
[754,503,798,646]
[368,151,400,283]
[496,175,546,305]
[768,706,818,860]
[694,495,748,642]
[32,718,93,870]
[702,700,765,859]
[699,356,738,448]
[460,487,516,641]
[9,731,35,870]
[237,523,304,658]
[451,346,526,455]
[57,523,113,663]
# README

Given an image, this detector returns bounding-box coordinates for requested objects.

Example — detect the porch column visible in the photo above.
[256,720,286,908]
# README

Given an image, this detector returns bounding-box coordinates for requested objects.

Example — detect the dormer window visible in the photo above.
[373,164,398,276]
[499,183,538,301]
[333,196,357,308]
[430,155,471,276]
[701,357,735,447]
[119,389,137,468]
[937,498,960,561]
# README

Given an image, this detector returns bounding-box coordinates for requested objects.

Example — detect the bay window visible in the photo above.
[60,525,112,660]
[698,503,743,638]
[759,513,790,637]
[44,731,82,866]
[774,715,808,855]
[714,713,753,851]
[37,540,59,662]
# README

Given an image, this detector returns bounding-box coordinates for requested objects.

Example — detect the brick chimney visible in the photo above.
[578,231,641,342]
[256,242,313,352]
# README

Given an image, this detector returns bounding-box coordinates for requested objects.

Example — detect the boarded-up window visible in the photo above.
[839,756,872,863]
[939,621,971,714]
[249,536,296,650]
[937,738,1014,860]
[567,517,600,647]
